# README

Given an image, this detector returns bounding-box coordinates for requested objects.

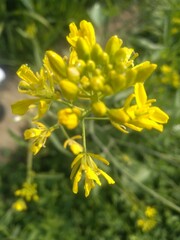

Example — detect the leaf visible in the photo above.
[11,99,38,115]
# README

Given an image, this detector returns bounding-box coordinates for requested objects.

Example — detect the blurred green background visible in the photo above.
[0,0,180,239]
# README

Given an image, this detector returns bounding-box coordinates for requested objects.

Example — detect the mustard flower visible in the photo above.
[108,83,169,133]
[66,20,96,48]
[24,122,53,155]
[17,64,55,98]
[58,107,81,130]
[64,135,83,155]
[145,206,157,218]
[12,199,27,212]
[15,182,39,202]
[161,65,180,88]
[70,152,115,197]
[137,218,157,232]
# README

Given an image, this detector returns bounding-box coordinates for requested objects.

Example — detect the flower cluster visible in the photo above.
[161,64,180,88]
[12,20,169,197]
[137,206,158,232]
[12,182,39,211]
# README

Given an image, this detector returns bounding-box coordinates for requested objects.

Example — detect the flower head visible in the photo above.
[66,20,96,48]
[15,182,39,202]
[70,153,115,197]
[24,122,53,154]
[58,107,81,130]
[108,83,169,132]
[12,199,27,212]
[64,135,83,155]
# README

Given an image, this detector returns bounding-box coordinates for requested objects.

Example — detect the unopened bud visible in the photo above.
[76,37,90,61]
[105,35,123,57]
[59,80,78,100]
[67,67,80,83]
[45,51,66,77]
[91,101,107,116]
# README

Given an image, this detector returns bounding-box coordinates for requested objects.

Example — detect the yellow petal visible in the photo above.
[84,178,94,197]
[72,169,82,194]
[17,64,39,83]
[110,121,129,134]
[88,153,109,165]
[149,107,169,123]
[135,83,147,107]
[99,170,115,184]
[86,166,101,186]
[132,61,157,83]
[71,153,84,168]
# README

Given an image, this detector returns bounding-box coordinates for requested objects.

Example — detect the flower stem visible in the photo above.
[82,118,87,152]
[27,144,33,183]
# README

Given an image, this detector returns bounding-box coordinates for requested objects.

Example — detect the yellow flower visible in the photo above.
[15,182,39,202]
[66,20,96,48]
[108,83,169,132]
[70,152,115,197]
[24,122,53,155]
[17,64,56,98]
[137,218,157,232]
[58,108,81,130]
[64,135,83,155]
[145,206,157,218]
[12,199,27,212]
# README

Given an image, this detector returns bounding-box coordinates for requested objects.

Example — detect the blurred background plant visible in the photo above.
[0,0,180,239]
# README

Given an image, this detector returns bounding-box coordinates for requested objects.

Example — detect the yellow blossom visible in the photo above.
[137,218,157,232]
[58,108,81,130]
[15,182,39,202]
[64,135,83,155]
[17,64,56,98]
[108,83,169,132]
[66,20,96,48]
[12,199,27,212]
[161,65,180,88]
[70,152,115,197]
[145,206,157,218]
[24,122,53,155]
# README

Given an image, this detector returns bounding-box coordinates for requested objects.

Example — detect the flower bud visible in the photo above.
[76,37,90,61]
[58,108,81,129]
[75,60,86,73]
[105,35,123,57]
[108,108,129,123]
[67,67,80,83]
[80,76,90,89]
[59,80,78,100]
[90,76,104,91]
[86,60,96,72]
[91,43,103,63]
[91,101,107,116]
[45,51,66,77]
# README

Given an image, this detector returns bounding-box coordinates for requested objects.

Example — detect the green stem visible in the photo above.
[59,124,70,139]
[85,117,109,121]
[82,118,87,152]
[26,144,33,183]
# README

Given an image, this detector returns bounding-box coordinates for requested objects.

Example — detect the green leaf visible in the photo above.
[11,99,38,115]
